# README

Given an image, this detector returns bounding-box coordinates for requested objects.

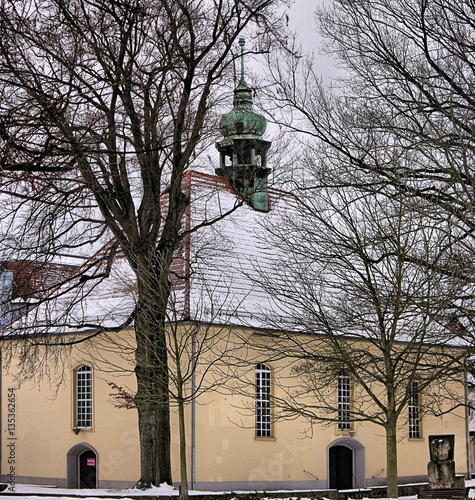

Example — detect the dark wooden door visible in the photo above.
[329,445,353,490]
[79,450,97,488]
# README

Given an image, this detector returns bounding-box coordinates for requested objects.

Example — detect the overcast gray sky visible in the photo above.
[286,0,339,80]
[288,1,319,51]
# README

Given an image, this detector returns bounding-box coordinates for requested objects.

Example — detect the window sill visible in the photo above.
[254,436,276,441]
[336,430,355,437]
[408,437,424,441]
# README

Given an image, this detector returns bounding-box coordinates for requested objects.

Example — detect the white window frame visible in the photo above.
[338,372,351,430]
[255,363,271,437]
[409,379,420,438]
[76,365,93,428]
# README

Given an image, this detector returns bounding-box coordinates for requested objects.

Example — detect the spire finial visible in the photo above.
[239,38,245,82]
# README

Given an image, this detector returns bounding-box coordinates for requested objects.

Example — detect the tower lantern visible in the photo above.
[215,38,271,211]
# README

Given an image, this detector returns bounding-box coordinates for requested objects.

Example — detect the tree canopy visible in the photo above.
[0,0,288,488]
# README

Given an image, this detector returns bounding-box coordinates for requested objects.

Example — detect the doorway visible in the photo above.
[327,438,365,490]
[329,445,353,489]
[67,444,98,488]
[79,449,97,488]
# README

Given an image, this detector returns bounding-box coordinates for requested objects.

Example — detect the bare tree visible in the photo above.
[90,279,246,500]
[0,0,288,488]
[250,151,472,497]
[130,257,248,500]
[258,7,475,492]
[319,0,475,225]
[264,0,475,282]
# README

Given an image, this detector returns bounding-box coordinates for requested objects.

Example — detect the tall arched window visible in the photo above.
[409,379,420,438]
[255,363,271,437]
[337,372,351,430]
[76,365,93,428]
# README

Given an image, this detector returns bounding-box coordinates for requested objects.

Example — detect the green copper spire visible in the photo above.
[219,38,266,138]
[216,38,272,212]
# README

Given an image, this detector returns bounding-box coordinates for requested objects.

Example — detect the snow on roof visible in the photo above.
[2,170,466,346]
[187,177,291,326]
[0,243,137,335]
[0,171,291,336]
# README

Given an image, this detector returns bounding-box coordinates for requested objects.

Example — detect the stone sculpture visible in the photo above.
[427,435,456,489]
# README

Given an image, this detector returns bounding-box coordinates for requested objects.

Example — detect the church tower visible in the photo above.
[216,39,271,212]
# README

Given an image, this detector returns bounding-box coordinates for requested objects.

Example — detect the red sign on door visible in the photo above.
[87,458,96,467]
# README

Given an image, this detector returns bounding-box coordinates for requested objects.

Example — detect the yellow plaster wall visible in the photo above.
[1,332,142,486]
[193,385,467,487]
[191,326,469,487]
[0,325,469,489]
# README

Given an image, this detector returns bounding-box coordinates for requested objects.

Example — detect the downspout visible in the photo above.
[465,369,471,479]
[0,349,2,480]
[191,322,201,490]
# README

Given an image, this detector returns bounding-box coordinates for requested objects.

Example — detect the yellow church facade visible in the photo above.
[0,325,469,491]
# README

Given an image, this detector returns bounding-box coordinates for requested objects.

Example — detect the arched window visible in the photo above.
[255,363,271,437]
[409,379,420,438]
[337,372,351,430]
[76,365,93,428]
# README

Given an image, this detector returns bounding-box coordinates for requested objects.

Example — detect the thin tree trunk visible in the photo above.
[386,417,399,498]
[178,398,189,500]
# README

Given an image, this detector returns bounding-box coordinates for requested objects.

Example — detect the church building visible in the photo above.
[0,40,470,492]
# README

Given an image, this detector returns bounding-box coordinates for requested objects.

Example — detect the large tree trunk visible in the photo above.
[135,389,171,487]
[131,180,188,487]
[134,273,173,488]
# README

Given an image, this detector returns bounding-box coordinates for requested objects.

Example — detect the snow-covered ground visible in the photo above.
[1,482,179,498]
[2,480,475,500]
